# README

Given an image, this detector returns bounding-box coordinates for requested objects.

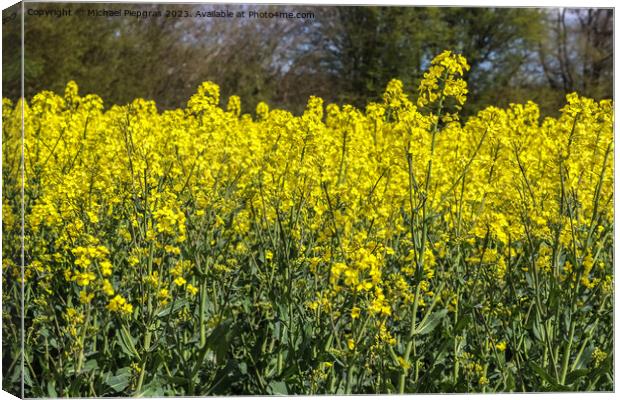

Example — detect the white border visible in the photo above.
[0,1,617,400]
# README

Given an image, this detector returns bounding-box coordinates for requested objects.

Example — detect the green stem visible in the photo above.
[134,329,152,395]
[398,282,422,394]
[199,281,207,348]
[560,319,576,385]
[76,305,91,374]
[344,363,355,394]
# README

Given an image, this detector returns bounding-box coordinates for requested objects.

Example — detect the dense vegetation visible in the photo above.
[2,52,613,396]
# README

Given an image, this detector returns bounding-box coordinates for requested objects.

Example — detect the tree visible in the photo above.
[537,8,613,111]
[2,5,611,116]
[317,7,544,113]
[434,8,544,113]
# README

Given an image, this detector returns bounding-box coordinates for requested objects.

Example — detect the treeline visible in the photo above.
[2,4,613,116]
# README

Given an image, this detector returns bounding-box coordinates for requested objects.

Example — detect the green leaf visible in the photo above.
[205,319,234,363]
[574,345,594,370]
[82,359,98,373]
[454,314,472,332]
[548,286,560,312]
[565,368,589,386]
[23,367,33,387]
[137,377,165,397]
[415,309,448,336]
[505,370,516,391]
[116,327,140,359]
[532,322,543,342]
[528,362,555,385]
[47,381,58,397]
[157,298,189,318]
[105,367,132,392]
[268,381,288,395]
[528,362,569,391]
[239,362,247,374]
[163,375,188,386]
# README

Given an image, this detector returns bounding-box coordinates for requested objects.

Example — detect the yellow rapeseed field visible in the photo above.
[2,51,613,395]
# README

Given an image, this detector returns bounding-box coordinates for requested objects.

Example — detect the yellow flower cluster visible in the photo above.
[106,294,134,315]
